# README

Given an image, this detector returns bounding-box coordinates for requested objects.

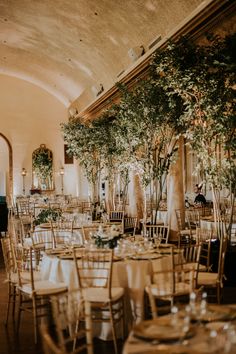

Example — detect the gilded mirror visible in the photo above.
[32,144,54,191]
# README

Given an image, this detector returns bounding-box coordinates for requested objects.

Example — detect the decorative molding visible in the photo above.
[78,0,235,121]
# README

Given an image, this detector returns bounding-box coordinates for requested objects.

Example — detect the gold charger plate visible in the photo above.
[39,223,51,229]
[158,244,173,248]
[59,253,74,260]
[191,305,236,322]
[133,317,194,342]
[45,248,65,256]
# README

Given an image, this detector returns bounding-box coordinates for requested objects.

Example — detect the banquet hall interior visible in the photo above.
[0,0,236,353]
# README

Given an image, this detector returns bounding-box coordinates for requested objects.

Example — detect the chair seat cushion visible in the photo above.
[10,270,42,284]
[146,282,191,297]
[197,272,218,286]
[82,287,124,302]
[20,280,67,296]
[182,262,206,271]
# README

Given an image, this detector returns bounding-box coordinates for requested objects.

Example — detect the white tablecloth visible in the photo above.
[152,210,168,225]
[200,219,236,242]
[40,252,174,339]
[23,226,84,248]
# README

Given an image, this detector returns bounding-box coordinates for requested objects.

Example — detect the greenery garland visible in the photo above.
[32,144,53,180]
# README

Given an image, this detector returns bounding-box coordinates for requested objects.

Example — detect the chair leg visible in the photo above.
[109,302,118,354]
[32,296,38,344]
[121,297,125,340]
[147,288,158,319]
[217,285,221,305]
[16,292,23,334]
[12,284,17,320]
[5,282,11,326]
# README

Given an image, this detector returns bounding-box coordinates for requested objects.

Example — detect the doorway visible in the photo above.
[0,133,13,205]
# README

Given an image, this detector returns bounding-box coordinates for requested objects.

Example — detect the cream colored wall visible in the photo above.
[0,74,79,197]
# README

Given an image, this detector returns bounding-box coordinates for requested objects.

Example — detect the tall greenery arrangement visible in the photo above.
[115,79,184,223]
[61,32,235,239]
[151,34,236,238]
[61,118,102,203]
[61,112,130,210]
[91,111,130,211]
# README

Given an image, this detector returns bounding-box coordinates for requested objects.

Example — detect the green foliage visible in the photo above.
[32,146,53,180]
[34,207,61,226]
[151,34,236,193]
[61,33,236,217]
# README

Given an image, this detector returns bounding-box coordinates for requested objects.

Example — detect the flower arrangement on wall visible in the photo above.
[32,144,53,189]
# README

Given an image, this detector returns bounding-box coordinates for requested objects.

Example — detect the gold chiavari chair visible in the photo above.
[146,225,170,244]
[175,209,194,247]
[1,237,18,325]
[15,247,68,343]
[123,216,137,236]
[73,248,124,354]
[50,289,93,354]
[31,227,55,266]
[196,228,214,272]
[51,220,74,248]
[109,211,124,223]
[196,238,227,304]
[81,226,98,244]
[145,264,195,318]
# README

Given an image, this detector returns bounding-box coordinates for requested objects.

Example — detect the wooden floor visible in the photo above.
[1,240,236,354]
[0,243,123,354]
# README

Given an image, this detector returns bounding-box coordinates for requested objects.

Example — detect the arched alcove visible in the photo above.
[0,133,13,203]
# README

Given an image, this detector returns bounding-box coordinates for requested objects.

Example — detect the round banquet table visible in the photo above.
[122,304,236,354]
[200,217,236,243]
[40,250,176,340]
[23,225,84,248]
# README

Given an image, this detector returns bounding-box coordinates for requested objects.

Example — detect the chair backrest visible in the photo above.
[218,237,228,285]
[51,221,74,247]
[196,228,214,244]
[1,237,16,282]
[31,228,54,250]
[51,289,93,354]
[185,209,200,229]
[148,225,169,244]
[124,217,137,235]
[19,214,34,238]
[109,211,124,222]
[82,201,92,214]
[182,244,201,264]
[175,209,187,231]
[81,226,99,243]
[13,244,33,288]
[147,264,194,318]
[17,200,31,216]
[73,249,113,299]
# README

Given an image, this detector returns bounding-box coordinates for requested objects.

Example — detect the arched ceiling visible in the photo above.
[0,0,208,107]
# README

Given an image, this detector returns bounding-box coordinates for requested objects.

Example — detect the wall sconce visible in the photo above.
[59,167,64,194]
[21,168,27,195]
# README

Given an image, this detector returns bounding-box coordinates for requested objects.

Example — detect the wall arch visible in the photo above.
[0,133,13,201]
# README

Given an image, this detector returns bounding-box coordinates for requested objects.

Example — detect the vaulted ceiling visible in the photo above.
[0,0,207,108]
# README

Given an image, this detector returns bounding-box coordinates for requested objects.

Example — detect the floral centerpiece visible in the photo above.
[92,225,122,249]
[34,207,61,226]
